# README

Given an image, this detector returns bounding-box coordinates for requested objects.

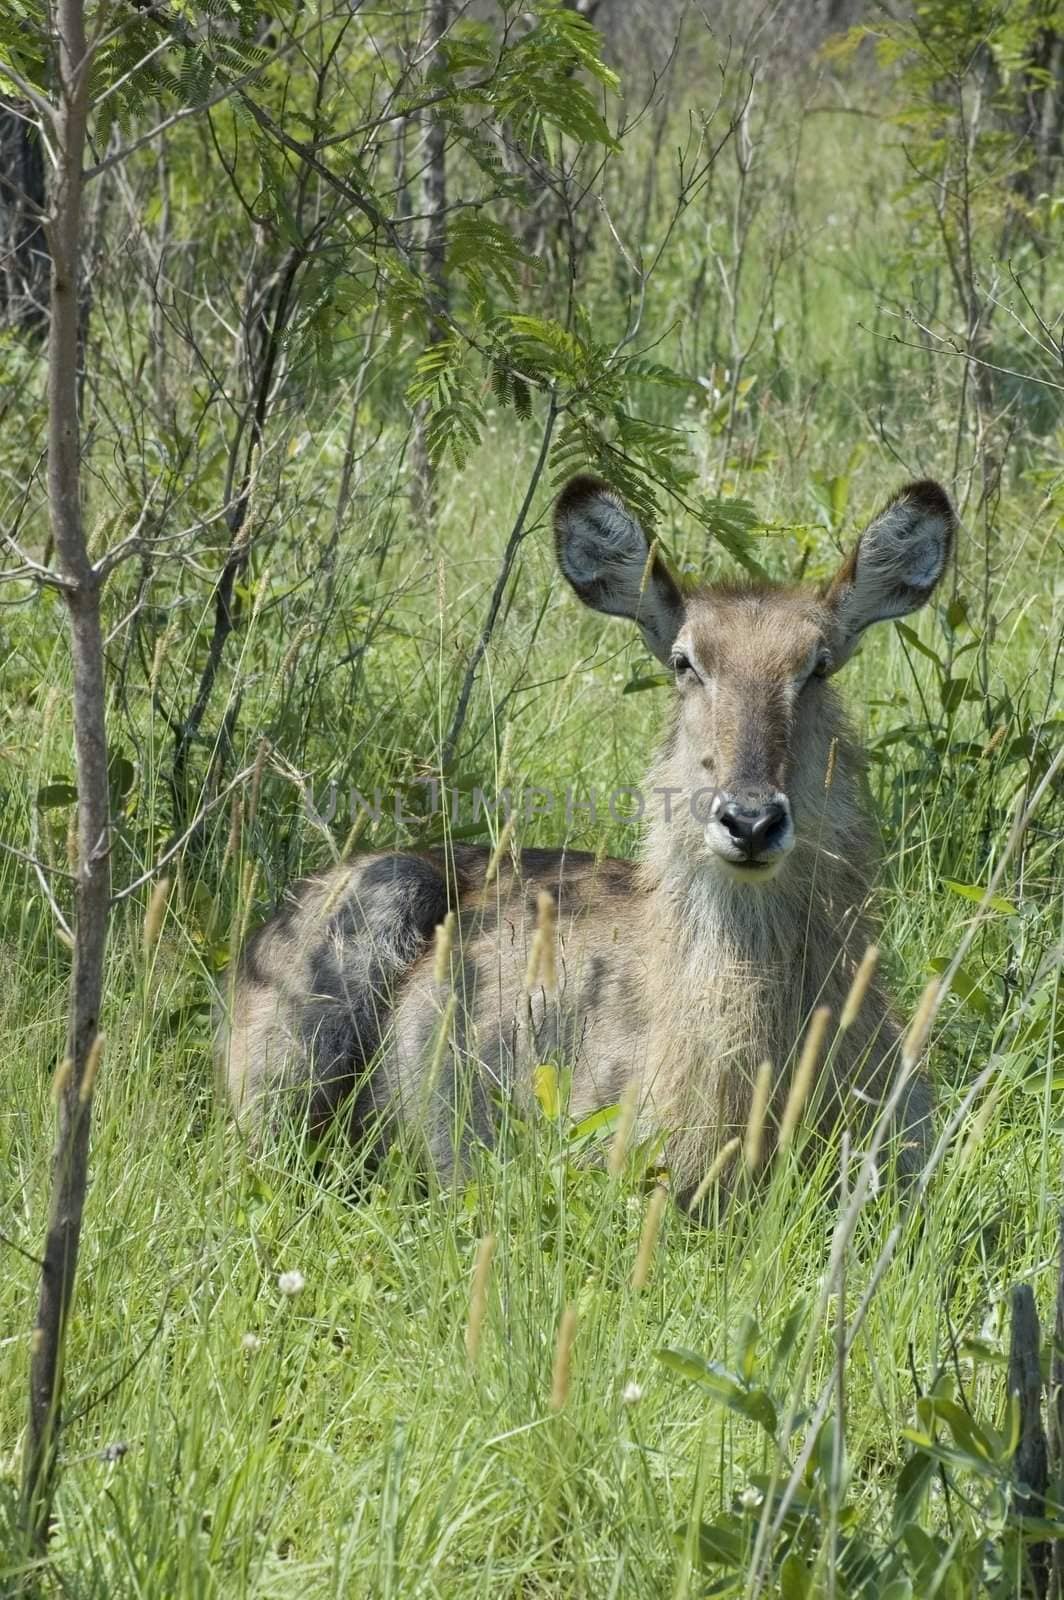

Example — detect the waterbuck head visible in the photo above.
[555,475,956,883]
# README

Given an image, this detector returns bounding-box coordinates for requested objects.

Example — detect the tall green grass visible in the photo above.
[1,85,1061,1597]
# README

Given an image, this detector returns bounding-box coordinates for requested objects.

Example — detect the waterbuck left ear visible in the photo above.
[826,479,957,654]
[554,475,684,663]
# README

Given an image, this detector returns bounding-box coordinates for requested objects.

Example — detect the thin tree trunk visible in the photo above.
[170,244,303,824]
[410,0,449,526]
[21,0,109,1555]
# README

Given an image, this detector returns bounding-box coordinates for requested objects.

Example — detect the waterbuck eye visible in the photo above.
[672,653,696,679]
[812,650,831,678]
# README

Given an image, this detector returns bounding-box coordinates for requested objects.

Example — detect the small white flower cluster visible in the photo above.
[240,1269,308,1354]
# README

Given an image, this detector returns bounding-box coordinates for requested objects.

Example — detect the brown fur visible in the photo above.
[218,475,957,1195]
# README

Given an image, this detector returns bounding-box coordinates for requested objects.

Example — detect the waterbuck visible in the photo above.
[220,474,956,1199]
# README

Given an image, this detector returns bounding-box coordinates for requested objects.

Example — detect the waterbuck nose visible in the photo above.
[717,798,789,858]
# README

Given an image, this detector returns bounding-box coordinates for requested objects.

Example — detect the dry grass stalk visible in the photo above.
[51,1057,73,1103]
[550,1304,578,1411]
[483,815,515,886]
[638,538,660,598]
[743,1060,773,1171]
[223,791,243,872]
[981,722,1007,758]
[247,737,270,832]
[840,945,878,1032]
[779,1007,831,1156]
[524,892,557,992]
[229,862,260,978]
[426,994,457,1093]
[902,978,939,1070]
[496,723,513,793]
[338,808,371,861]
[686,1137,741,1214]
[434,911,457,985]
[824,736,838,792]
[279,622,314,681]
[632,1185,669,1292]
[78,1033,105,1105]
[465,1233,496,1363]
[149,619,176,694]
[608,1081,639,1178]
[142,876,171,955]
[958,1079,1003,1168]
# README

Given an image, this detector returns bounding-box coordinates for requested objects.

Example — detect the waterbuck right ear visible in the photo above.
[826,479,957,658]
[554,476,684,664]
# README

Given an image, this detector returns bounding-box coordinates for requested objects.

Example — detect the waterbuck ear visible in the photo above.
[826,479,956,655]
[554,476,684,664]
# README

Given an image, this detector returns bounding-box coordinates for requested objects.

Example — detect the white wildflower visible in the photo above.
[278,1269,305,1297]
[241,1332,262,1353]
[739,1485,763,1510]
[622,1381,644,1406]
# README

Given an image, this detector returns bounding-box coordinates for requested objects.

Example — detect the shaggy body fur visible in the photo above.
[220,475,955,1192]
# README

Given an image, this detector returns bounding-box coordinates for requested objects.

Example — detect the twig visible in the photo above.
[441,393,559,769]
[111,761,256,904]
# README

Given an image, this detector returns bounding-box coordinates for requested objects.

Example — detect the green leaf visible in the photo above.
[622,673,671,694]
[656,1349,777,1436]
[779,1552,811,1599]
[532,1064,561,1120]
[939,676,967,715]
[895,621,944,670]
[901,1522,944,1582]
[921,1397,997,1462]
[682,1515,748,1569]
[893,1450,935,1531]
[927,957,993,1017]
[37,781,78,809]
[942,880,1018,916]
[568,1103,620,1144]
[879,1581,914,1600]
[735,1316,760,1383]
[772,1300,808,1376]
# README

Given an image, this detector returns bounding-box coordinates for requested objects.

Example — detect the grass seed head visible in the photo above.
[779,1007,831,1155]
[78,1032,105,1105]
[524,892,557,992]
[608,1080,639,1178]
[52,1056,73,1102]
[434,910,457,986]
[632,1185,669,1292]
[247,737,270,832]
[464,1233,496,1364]
[484,815,515,886]
[743,1060,773,1171]
[824,735,838,791]
[840,945,879,1031]
[903,978,939,1070]
[686,1137,741,1214]
[550,1304,578,1411]
[143,876,171,955]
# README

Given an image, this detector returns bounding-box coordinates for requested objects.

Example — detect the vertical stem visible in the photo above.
[1010,1283,1049,1599]
[441,394,559,770]
[21,0,107,1554]
[1050,1210,1064,1598]
[410,0,450,525]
